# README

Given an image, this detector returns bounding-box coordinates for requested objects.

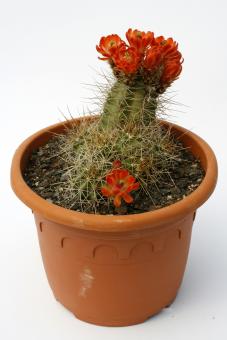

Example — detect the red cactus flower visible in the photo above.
[113,46,141,74]
[126,28,154,54]
[101,165,140,207]
[96,34,125,60]
[156,37,182,63]
[96,30,183,83]
[143,46,162,70]
[143,35,183,85]
[161,61,182,85]
[158,37,183,85]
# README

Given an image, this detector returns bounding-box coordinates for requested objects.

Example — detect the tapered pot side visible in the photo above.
[11,117,217,326]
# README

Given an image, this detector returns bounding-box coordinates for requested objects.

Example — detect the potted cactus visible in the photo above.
[11,28,217,326]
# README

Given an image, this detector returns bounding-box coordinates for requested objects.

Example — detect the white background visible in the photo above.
[0,0,226,339]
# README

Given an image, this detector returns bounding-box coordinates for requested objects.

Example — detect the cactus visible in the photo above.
[51,28,183,213]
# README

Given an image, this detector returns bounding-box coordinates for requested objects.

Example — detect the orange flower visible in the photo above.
[161,61,182,85]
[96,30,183,83]
[126,28,154,54]
[96,34,125,60]
[143,46,162,70]
[113,46,140,74]
[143,35,183,85]
[156,37,182,62]
[101,164,140,207]
[158,37,183,85]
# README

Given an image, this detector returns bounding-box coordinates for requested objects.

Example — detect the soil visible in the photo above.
[23,135,205,215]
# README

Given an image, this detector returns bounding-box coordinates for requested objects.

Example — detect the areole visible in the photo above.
[10,117,218,326]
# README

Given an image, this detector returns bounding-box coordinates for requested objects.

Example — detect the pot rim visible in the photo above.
[11,117,218,232]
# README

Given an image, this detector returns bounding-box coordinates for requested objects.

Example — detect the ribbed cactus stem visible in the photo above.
[100,81,128,128]
[100,80,158,129]
[124,83,145,122]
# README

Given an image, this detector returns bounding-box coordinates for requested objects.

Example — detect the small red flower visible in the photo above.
[126,28,154,54]
[113,159,122,168]
[101,163,140,207]
[96,34,125,60]
[113,46,141,74]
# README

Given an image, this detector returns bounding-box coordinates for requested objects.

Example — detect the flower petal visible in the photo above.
[106,174,115,185]
[101,186,112,197]
[114,195,122,207]
[123,193,133,204]
[118,169,129,179]
[126,175,136,184]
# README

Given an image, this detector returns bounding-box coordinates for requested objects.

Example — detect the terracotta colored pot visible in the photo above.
[11,118,217,326]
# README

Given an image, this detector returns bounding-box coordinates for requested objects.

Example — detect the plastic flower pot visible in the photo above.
[11,117,217,326]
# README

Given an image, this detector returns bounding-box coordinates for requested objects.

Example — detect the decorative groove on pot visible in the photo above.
[37,219,187,263]
[178,229,182,239]
[39,222,43,232]
[193,211,197,221]
[60,237,67,248]
[92,245,119,262]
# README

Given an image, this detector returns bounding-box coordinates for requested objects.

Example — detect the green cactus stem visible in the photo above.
[100,79,158,129]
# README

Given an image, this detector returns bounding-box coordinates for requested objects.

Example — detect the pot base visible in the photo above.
[55,295,176,326]
[73,311,157,327]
